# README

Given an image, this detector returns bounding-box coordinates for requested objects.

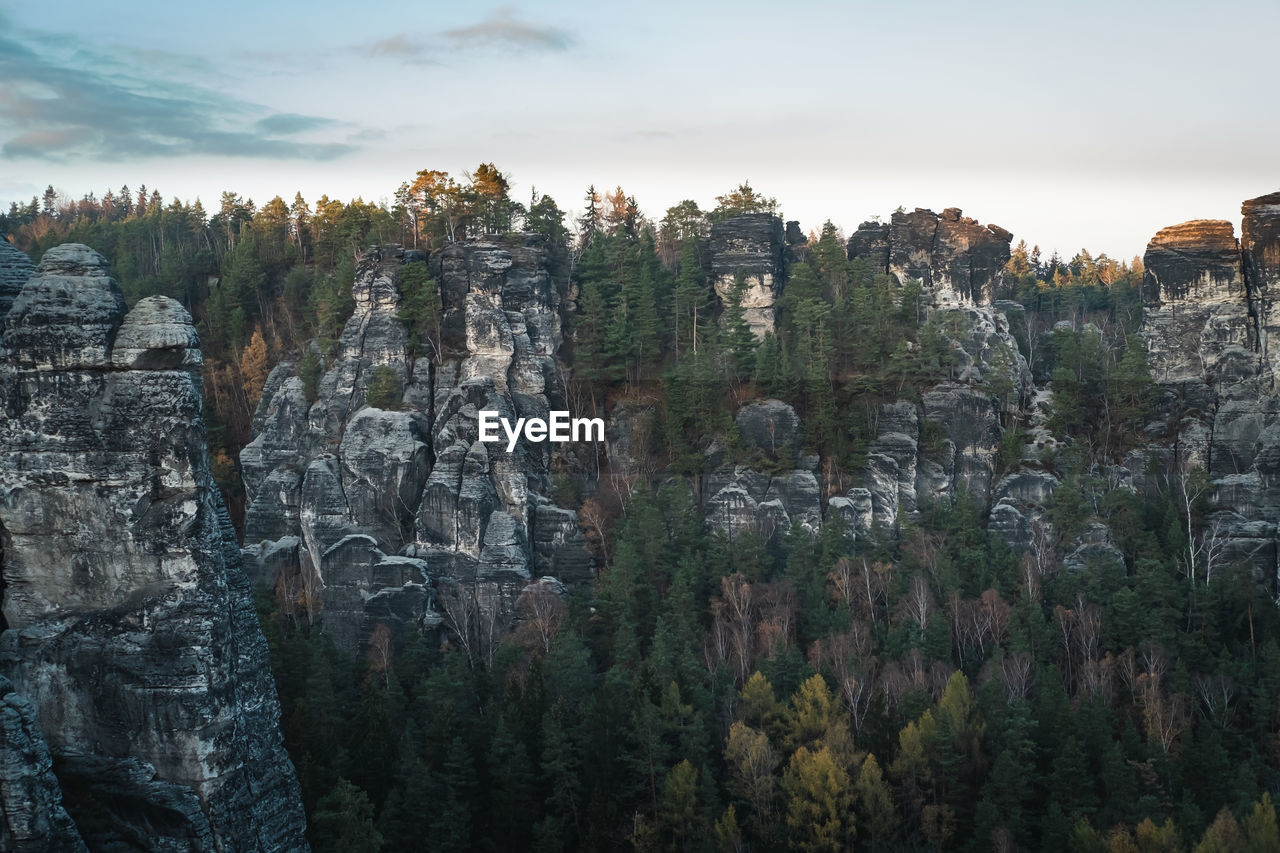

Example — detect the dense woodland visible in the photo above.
[6,172,1280,852]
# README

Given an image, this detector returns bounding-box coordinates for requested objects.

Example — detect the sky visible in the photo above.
[2,0,1278,260]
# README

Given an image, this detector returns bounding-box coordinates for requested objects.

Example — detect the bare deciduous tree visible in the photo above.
[516,581,568,657]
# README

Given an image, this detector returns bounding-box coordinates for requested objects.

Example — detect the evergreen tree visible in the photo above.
[397,260,442,366]
[720,272,758,380]
[310,779,383,853]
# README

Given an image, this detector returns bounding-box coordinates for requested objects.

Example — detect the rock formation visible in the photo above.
[704,400,822,540]
[0,676,86,853]
[1243,192,1280,383]
[1136,204,1280,578]
[1140,220,1253,387]
[848,207,1013,306]
[846,220,890,273]
[0,245,308,851]
[0,239,34,324]
[709,213,786,338]
[610,296,1033,549]
[242,238,591,655]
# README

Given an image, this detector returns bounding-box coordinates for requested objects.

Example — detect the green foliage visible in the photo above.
[396,260,442,363]
[364,365,402,410]
[21,175,1272,853]
[311,778,383,853]
[299,345,322,403]
[709,181,777,222]
[720,272,758,379]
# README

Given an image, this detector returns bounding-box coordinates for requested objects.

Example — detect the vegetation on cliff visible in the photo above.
[6,173,1274,853]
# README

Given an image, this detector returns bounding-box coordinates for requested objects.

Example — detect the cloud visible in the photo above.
[254,113,338,135]
[362,8,574,65]
[366,35,441,66]
[442,7,574,52]
[0,18,356,163]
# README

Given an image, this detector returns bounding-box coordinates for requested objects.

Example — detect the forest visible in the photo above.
[5,170,1278,852]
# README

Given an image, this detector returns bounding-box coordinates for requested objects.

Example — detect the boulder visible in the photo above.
[736,399,803,461]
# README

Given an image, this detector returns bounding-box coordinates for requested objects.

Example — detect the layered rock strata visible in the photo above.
[0,676,86,853]
[1139,205,1280,577]
[848,207,1012,306]
[0,239,34,323]
[709,213,786,339]
[242,239,591,654]
[0,244,308,851]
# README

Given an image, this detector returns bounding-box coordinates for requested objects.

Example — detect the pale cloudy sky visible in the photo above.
[2,0,1277,259]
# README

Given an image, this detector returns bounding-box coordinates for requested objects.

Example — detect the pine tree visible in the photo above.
[578,185,603,248]
[672,240,709,358]
[311,779,383,853]
[753,333,785,397]
[397,260,442,366]
[721,272,758,380]
[299,344,322,402]
[427,736,477,853]
[365,365,402,410]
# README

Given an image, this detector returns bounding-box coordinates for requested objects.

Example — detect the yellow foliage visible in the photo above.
[724,722,776,818]
[1194,807,1244,853]
[786,673,839,751]
[855,753,899,843]
[739,671,781,732]
[1133,817,1180,852]
[239,328,269,408]
[781,746,853,853]
[1244,792,1280,851]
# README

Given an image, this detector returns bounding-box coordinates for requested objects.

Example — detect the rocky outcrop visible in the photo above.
[709,213,786,339]
[848,207,1012,306]
[0,676,86,853]
[243,239,590,654]
[699,294,1030,543]
[702,400,822,540]
[1139,211,1280,579]
[1141,220,1253,386]
[0,239,34,325]
[1243,193,1280,384]
[847,220,890,273]
[0,245,308,851]
[735,399,803,462]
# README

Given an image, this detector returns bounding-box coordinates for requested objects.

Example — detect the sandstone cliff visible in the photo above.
[0,245,308,851]
[1139,202,1280,577]
[0,239,33,323]
[848,207,1013,306]
[709,213,787,339]
[242,238,591,655]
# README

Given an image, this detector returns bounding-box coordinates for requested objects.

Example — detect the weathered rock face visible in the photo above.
[709,213,786,339]
[0,239,34,325]
[846,220,890,273]
[848,207,1012,306]
[0,245,308,851]
[703,400,822,540]
[1244,193,1280,383]
[0,676,87,853]
[1139,211,1280,579]
[1141,220,1253,386]
[243,239,590,654]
